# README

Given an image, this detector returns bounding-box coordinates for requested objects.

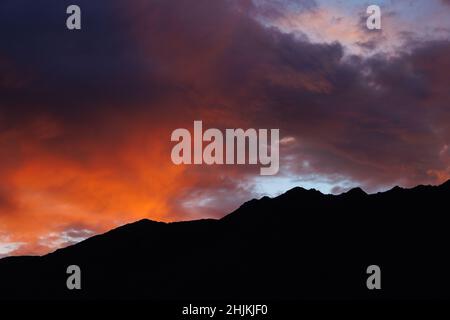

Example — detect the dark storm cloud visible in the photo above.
[268,40,450,190]
[3,0,448,191]
[0,0,182,128]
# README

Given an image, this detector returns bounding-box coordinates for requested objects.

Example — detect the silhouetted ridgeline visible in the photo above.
[1,181,450,300]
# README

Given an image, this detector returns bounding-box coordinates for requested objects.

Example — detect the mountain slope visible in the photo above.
[1,181,450,300]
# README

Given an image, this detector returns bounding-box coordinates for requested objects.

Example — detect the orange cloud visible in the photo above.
[0,113,191,255]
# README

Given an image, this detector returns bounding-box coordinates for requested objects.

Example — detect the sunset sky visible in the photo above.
[1,0,450,257]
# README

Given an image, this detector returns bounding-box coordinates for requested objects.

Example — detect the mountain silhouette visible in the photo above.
[1,181,450,300]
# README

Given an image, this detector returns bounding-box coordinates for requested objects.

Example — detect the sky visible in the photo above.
[0,0,450,257]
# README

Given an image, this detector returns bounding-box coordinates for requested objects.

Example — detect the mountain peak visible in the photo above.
[388,185,404,193]
[344,187,367,197]
[440,179,450,189]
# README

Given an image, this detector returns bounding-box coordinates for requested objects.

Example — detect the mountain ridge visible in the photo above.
[1,180,450,300]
